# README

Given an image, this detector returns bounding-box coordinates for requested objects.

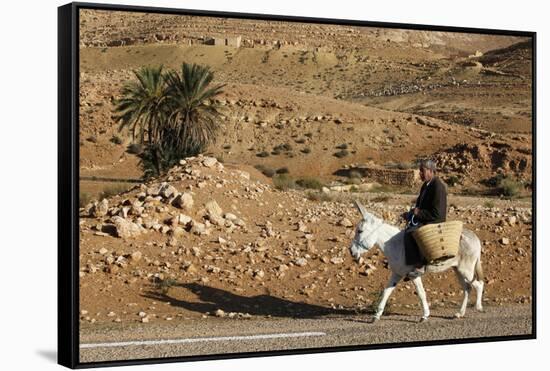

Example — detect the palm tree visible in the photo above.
[164,63,225,156]
[113,65,168,146]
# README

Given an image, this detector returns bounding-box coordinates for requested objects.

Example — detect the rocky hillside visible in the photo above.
[79,155,532,325]
[79,9,525,54]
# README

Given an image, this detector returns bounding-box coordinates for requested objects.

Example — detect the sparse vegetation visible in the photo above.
[273,143,293,152]
[484,200,495,208]
[500,178,523,198]
[273,174,297,190]
[254,164,275,177]
[276,167,289,174]
[306,191,333,202]
[296,177,324,190]
[257,151,270,158]
[334,149,349,158]
[336,143,348,150]
[301,148,311,154]
[99,184,129,200]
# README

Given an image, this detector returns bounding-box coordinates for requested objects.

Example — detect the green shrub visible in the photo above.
[254,164,275,177]
[276,167,289,174]
[349,170,362,179]
[336,143,348,150]
[301,148,311,154]
[257,151,270,158]
[295,138,306,144]
[296,177,324,190]
[273,174,297,191]
[500,178,522,197]
[483,200,495,208]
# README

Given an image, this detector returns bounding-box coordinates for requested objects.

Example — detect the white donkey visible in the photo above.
[349,200,484,322]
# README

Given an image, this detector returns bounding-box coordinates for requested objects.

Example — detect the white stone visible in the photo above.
[159,183,178,199]
[92,199,109,217]
[202,157,218,168]
[173,193,194,210]
[178,214,193,226]
[130,251,142,262]
[112,216,142,238]
[294,258,308,267]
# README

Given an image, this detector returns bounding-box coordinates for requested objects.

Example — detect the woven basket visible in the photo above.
[412,221,463,263]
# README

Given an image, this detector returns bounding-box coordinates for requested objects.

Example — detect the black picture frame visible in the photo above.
[58,2,536,368]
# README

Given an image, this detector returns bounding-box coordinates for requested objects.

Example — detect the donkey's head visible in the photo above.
[349,200,384,261]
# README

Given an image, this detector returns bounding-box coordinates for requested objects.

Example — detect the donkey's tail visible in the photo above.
[475,257,484,282]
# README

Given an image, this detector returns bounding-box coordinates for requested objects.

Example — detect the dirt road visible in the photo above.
[79,304,532,363]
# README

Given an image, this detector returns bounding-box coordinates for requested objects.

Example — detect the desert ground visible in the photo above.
[77,9,533,363]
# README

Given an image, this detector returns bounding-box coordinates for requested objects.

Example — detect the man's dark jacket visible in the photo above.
[414,176,447,224]
[405,176,448,265]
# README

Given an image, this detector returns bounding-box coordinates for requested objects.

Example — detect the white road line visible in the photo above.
[80,331,326,349]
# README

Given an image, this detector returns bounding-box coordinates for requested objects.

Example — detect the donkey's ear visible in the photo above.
[353,200,369,220]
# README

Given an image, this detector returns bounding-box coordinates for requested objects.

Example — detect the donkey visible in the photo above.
[349,200,484,322]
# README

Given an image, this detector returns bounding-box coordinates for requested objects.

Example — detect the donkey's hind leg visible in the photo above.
[412,277,430,322]
[471,279,484,312]
[453,267,471,318]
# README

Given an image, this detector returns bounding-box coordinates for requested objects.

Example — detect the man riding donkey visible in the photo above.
[403,159,448,279]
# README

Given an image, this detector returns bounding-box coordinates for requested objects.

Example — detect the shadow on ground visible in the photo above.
[143,282,367,318]
[36,350,57,363]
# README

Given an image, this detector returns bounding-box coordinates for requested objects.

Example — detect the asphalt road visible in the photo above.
[79,304,532,363]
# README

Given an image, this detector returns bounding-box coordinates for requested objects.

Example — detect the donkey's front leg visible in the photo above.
[412,277,430,322]
[373,272,402,321]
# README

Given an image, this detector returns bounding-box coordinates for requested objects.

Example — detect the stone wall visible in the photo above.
[354,166,420,186]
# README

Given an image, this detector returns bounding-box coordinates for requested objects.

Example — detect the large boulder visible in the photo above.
[205,200,224,226]
[91,199,109,217]
[172,193,194,210]
[112,216,142,238]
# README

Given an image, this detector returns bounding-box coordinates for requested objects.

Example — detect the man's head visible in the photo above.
[419,159,436,182]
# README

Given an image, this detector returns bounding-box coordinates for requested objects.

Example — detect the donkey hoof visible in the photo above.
[369,316,380,323]
[476,306,484,312]
[454,312,464,319]
[420,316,429,323]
